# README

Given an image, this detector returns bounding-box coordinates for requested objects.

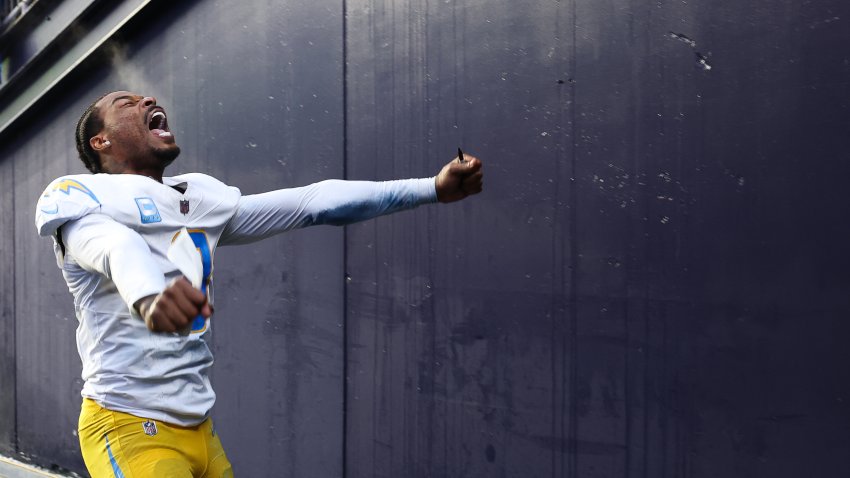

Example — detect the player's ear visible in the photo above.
[91,135,111,152]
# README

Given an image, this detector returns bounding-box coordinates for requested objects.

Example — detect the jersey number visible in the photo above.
[187,230,212,333]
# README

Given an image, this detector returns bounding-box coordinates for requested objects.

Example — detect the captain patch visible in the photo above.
[135,197,162,224]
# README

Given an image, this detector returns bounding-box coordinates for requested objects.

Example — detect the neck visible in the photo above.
[109,165,164,182]
[129,167,164,183]
[102,156,166,182]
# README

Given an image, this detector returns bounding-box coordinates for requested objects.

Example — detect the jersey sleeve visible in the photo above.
[219,177,437,246]
[63,214,167,310]
[35,176,102,237]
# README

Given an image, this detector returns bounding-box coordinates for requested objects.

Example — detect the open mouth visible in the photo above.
[147,108,172,138]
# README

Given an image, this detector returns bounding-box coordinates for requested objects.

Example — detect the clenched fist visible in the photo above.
[134,278,212,333]
[435,153,484,203]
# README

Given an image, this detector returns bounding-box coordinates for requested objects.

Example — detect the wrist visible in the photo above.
[134,294,157,317]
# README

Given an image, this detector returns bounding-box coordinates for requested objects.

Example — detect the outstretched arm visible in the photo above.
[220,153,483,245]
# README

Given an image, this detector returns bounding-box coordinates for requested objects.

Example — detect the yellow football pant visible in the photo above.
[78,398,233,478]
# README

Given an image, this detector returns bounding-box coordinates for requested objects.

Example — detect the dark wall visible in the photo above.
[1,0,849,477]
[3,0,346,475]
[344,0,850,477]
[0,136,15,457]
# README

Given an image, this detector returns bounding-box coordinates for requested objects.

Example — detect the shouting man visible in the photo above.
[35,91,483,477]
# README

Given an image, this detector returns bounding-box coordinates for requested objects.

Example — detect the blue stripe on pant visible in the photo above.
[104,434,126,478]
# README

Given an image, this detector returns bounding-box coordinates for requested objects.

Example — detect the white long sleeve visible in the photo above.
[35,172,242,426]
[62,213,166,309]
[219,177,437,245]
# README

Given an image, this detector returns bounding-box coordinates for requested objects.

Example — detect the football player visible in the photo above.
[35,91,483,477]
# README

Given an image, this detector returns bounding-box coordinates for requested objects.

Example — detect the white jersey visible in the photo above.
[35,172,436,426]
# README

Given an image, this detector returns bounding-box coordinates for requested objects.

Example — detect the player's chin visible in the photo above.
[153,144,181,164]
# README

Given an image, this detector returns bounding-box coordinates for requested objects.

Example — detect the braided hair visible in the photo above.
[75,93,108,173]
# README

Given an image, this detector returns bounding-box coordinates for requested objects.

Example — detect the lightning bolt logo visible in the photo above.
[51,179,100,204]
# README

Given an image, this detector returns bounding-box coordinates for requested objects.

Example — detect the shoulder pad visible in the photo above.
[35,176,102,236]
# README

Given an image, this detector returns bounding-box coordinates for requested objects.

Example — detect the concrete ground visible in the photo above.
[0,456,78,478]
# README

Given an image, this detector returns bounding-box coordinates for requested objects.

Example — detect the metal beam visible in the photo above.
[0,0,149,137]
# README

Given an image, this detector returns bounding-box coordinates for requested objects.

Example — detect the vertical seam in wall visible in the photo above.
[554,2,569,477]
[568,0,578,476]
[11,158,18,455]
[341,0,349,476]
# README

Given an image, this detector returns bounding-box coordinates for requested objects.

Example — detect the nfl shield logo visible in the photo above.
[142,420,158,436]
[180,199,190,215]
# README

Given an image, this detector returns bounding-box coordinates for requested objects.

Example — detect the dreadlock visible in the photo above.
[75,93,108,173]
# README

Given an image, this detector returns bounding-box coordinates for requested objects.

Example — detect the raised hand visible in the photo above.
[435,153,484,203]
